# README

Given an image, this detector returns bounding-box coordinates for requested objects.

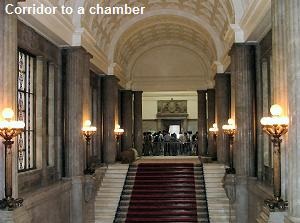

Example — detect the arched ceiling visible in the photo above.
[23,0,268,90]
[81,0,235,56]
[79,0,236,90]
[114,15,217,75]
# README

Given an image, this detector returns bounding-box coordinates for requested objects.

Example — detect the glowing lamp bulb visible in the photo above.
[270,104,282,116]
[2,108,14,119]
[213,123,217,128]
[84,120,91,127]
[228,119,235,125]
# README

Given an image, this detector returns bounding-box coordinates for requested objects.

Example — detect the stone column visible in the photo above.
[215,73,230,164]
[103,76,119,163]
[207,89,216,159]
[255,44,264,181]
[133,91,143,155]
[272,0,289,200]
[64,47,91,177]
[286,1,300,222]
[0,0,18,199]
[95,76,103,163]
[232,44,256,177]
[63,47,90,223]
[231,44,256,223]
[121,90,133,151]
[197,90,207,156]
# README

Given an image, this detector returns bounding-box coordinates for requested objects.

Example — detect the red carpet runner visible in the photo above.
[114,163,209,223]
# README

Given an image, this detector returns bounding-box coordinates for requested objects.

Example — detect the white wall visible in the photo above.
[142,91,198,120]
[131,45,212,91]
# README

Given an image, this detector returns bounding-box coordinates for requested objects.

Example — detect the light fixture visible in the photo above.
[81,120,97,175]
[114,124,124,141]
[222,119,236,174]
[209,123,219,136]
[0,108,25,210]
[260,104,288,210]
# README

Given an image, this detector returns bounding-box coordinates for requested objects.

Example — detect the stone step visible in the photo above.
[114,217,209,223]
[94,164,128,223]
[203,163,233,222]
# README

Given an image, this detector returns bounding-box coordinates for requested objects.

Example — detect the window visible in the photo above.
[17,50,36,171]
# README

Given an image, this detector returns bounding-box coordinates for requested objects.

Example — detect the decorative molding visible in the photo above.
[81,29,108,73]
[239,0,271,42]
[18,0,76,46]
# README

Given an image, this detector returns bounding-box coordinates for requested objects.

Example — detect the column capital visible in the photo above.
[62,46,91,58]
[120,89,133,93]
[102,74,120,83]
[197,90,207,94]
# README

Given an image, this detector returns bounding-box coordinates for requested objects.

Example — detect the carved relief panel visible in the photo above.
[157,99,187,117]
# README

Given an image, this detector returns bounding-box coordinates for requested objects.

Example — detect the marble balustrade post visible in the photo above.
[207,89,216,159]
[197,90,207,156]
[121,90,133,151]
[286,1,300,222]
[133,91,143,156]
[102,76,119,164]
[215,73,230,164]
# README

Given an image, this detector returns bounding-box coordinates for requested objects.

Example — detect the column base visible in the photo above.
[84,167,95,175]
[0,197,23,210]
[225,167,236,174]
[258,205,287,223]
[285,216,300,223]
[265,197,288,211]
[199,156,213,163]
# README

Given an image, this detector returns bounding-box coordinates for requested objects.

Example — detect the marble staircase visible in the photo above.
[114,163,209,222]
[94,164,129,223]
[203,163,234,223]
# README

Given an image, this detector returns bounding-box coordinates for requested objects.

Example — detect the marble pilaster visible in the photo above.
[215,73,230,164]
[121,90,133,151]
[207,89,216,159]
[133,91,143,155]
[272,0,289,200]
[197,90,207,156]
[0,0,18,199]
[286,1,300,222]
[102,76,119,163]
[255,44,264,181]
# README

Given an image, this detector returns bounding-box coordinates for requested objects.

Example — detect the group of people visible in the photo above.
[142,130,198,156]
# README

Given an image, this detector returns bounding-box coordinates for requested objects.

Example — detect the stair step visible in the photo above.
[114,163,209,222]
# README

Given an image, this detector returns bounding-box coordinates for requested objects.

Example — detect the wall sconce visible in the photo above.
[222,119,236,174]
[0,108,25,210]
[81,120,97,175]
[114,124,124,141]
[260,104,288,210]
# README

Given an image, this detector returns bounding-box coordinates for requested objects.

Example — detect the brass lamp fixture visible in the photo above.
[209,123,219,136]
[222,119,236,174]
[0,108,25,210]
[260,104,288,210]
[82,120,97,175]
[114,124,124,141]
